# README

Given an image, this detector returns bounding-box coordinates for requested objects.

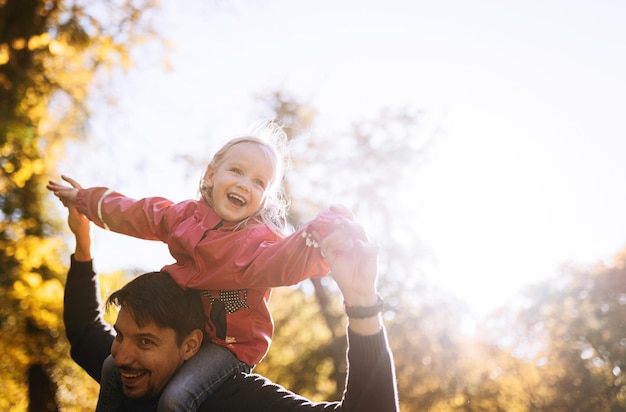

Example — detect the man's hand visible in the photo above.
[69,206,92,262]
[316,219,379,307]
[317,219,381,335]
[47,175,81,208]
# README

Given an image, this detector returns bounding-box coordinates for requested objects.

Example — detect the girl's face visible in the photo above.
[204,142,276,223]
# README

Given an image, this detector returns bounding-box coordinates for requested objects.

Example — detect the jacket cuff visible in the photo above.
[347,327,388,359]
[70,254,94,267]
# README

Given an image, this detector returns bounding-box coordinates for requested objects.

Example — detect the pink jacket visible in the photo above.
[76,187,347,365]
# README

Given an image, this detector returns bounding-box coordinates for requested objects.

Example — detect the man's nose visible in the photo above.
[112,341,134,366]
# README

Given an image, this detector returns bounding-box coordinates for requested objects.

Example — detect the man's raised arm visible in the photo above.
[63,204,113,382]
[319,217,398,411]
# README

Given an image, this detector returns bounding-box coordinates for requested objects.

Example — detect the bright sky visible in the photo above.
[62,0,626,316]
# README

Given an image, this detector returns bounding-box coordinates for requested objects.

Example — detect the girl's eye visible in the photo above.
[230,168,242,175]
[254,179,266,189]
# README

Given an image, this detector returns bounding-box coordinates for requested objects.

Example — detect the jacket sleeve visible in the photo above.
[201,327,399,411]
[75,187,183,242]
[233,208,355,288]
[63,256,114,383]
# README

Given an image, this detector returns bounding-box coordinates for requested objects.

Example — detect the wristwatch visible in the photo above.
[344,294,384,318]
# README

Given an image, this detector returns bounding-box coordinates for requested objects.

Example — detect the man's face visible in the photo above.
[110,307,196,400]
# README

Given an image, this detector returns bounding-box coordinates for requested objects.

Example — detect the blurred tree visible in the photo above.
[388,295,478,411]
[0,0,158,409]
[471,249,626,411]
[452,309,541,411]
[511,251,626,411]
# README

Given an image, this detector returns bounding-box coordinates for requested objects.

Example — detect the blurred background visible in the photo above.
[2,0,626,410]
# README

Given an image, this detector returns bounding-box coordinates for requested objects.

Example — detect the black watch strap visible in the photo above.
[344,294,384,318]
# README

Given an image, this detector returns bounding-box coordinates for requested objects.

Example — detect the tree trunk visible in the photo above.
[28,363,58,412]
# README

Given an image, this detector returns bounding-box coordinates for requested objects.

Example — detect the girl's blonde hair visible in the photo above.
[199,122,291,235]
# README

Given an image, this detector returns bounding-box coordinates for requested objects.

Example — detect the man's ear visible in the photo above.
[182,329,204,360]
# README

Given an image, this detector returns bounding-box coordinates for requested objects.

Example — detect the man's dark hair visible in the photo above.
[106,271,206,345]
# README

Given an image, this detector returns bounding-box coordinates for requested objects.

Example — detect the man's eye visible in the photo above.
[139,338,154,346]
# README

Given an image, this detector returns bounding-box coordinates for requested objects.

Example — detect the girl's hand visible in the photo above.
[47,175,82,208]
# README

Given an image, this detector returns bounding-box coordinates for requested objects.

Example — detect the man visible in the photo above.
[63,204,398,411]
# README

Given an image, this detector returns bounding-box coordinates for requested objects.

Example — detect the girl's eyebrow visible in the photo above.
[227,161,272,182]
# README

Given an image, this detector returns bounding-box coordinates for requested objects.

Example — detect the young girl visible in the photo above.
[48,126,355,411]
